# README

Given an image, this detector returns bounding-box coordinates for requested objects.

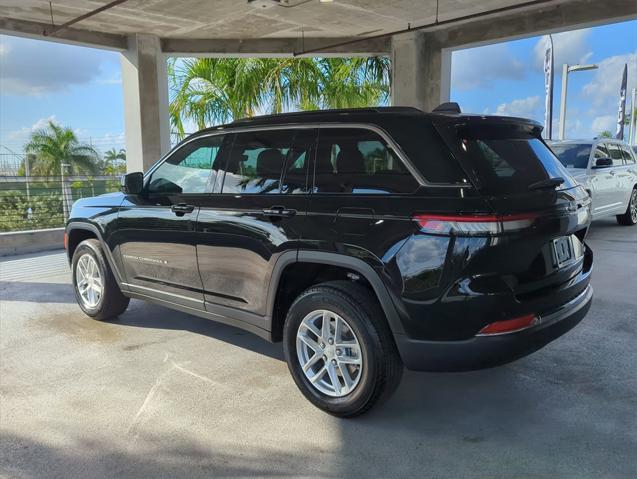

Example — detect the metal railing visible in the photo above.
[0,176,121,232]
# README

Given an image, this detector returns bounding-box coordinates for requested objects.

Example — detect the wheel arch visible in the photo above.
[66,222,125,285]
[267,251,405,342]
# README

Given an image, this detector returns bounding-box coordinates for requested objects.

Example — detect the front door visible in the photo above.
[196,128,315,321]
[116,134,230,308]
[589,143,617,217]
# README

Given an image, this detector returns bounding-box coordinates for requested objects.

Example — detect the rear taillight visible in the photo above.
[412,213,537,236]
[476,314,540,336]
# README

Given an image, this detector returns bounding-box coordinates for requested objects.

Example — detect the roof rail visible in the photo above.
[432,102,461,114]
[230,106,424,124]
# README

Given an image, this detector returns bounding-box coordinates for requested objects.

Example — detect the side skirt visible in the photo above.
[124,290,273,342]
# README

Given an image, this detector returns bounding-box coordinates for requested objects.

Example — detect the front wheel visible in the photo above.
[616,187,637,226]
[71,239,130,320]
[283,280,403,417]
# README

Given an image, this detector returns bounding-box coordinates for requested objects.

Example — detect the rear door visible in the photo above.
[196,128,314,319]
[116,134,229,308]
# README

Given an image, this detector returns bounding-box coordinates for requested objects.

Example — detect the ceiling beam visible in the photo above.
[0,17,127,51]
[434,0,637,49]
[161,36,391,57]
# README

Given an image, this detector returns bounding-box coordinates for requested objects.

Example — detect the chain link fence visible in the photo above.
[0,176,121,232]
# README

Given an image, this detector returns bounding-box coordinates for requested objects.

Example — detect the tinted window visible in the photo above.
[455,125,576,195]
[607,144,624,166]
[619,145,636,164]
[281,129,315,194]
[148,136,226,194]
[314,128,419,194]
[593,145,609,159]
[220,130,293,194]
[550,143,592,169]
[386,118,468,184]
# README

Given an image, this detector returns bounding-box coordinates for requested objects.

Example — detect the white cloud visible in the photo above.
[582,51,636,108]
[533,29,593,72]
[0,35,116,95]
[6,115,57,141]
[591,115,615,134]
[452,43,525,90]
[495,95,541,118]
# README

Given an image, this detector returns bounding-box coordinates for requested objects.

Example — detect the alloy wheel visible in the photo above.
[296,309,363,397]
[75,254,103,309]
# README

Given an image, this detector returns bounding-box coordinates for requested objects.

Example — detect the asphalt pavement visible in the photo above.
[1,218,635,478]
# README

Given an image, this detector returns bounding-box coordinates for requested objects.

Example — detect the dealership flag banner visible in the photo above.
[615,63,628,140]
[544,35,554,139]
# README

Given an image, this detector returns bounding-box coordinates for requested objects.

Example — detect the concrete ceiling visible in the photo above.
[0,0,560,39]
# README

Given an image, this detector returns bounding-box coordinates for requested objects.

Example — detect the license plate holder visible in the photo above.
[552,236,574,268]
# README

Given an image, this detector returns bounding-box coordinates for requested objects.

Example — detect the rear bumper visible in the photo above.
[395,285,593,372]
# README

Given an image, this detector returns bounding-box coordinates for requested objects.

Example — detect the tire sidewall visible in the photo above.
[71,241,107,317]
[283,287,381,415]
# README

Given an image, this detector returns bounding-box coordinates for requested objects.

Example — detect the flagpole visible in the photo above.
[630,88,636,146]
[615,63,628,141]
[544,35,554,140]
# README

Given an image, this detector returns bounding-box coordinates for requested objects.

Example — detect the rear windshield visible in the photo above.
[452,124,577,195]
[549,143,592,169]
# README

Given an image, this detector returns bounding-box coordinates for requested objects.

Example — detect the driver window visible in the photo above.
[606,144,624,167]
[148,135,227,194]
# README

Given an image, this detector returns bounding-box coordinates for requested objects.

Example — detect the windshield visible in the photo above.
[452,124,577,195]
[549,143,592,169]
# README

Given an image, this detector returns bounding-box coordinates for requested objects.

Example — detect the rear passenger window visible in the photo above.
[220,130,292,194]
[314,128,418,194]
[607,144,625,166]
[281,129,315,194]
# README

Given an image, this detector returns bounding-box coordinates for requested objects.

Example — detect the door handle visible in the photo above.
[262,206,296,218]
[171,203,195,216]
[609,170,616,176]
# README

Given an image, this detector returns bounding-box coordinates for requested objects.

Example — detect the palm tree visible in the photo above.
[103,148,127,175]
[24,121,99,176]
[169,57,390,139]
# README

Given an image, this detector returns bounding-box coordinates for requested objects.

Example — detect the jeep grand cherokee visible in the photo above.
[66,106,593,417]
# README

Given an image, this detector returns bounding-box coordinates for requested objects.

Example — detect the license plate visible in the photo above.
[552,236,574,268]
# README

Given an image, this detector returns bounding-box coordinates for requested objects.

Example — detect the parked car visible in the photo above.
[66,107,594,417]
[548,139,637,225]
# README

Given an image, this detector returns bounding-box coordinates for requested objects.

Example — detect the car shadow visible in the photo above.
[115,300,285,362]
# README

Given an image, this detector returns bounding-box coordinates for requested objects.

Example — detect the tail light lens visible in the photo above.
[412,213,537,236]
[477,314,540,336]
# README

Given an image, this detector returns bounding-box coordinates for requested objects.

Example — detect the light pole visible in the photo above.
[558,63,598,140]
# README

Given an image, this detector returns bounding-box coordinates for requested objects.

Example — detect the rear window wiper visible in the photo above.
[528,177,565,191]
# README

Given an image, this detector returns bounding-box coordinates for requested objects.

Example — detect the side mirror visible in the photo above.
[592,157,613,168]
[121,172,144,194]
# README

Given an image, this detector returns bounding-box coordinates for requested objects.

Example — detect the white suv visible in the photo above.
[549,139,637,226]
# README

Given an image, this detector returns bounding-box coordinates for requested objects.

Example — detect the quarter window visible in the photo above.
[314,128,418,194]
[148,136,226,194]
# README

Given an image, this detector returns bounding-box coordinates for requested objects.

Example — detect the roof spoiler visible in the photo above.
[432,102,461,114]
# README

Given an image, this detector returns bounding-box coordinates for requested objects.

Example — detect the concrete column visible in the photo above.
[121,34,171,173]
[391,31,451,112]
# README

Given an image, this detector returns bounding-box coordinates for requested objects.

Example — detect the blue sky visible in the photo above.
[1,19,635,156]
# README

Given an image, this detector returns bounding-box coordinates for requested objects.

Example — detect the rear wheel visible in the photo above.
[616,187,637,226]
[72,239,129,320]
[283,280,403,417]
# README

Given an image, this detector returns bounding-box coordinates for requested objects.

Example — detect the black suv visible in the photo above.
[66,107,593,416]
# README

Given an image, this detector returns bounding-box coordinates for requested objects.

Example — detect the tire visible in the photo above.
[71,238,130,320]
[283,280,403,417]
[616,187,637,226]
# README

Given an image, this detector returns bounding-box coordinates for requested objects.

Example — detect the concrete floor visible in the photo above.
[1,218,636,479]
